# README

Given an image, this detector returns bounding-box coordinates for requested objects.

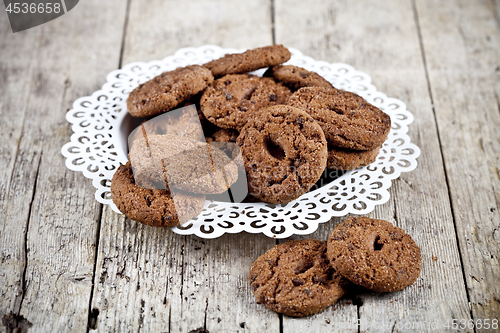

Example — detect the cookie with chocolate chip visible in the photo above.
[326,216,422,292]
[237,105,327,204]
[264,65,334,91]
[111,162,205,227]
[249,239,347,317]
[288,87,391,150]
[200,74,291,130]
[203,45,291,78]
[127,65,214,117]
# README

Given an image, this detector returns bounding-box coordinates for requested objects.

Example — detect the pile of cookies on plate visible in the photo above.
[111,45,391,227]
[249,216,422,317]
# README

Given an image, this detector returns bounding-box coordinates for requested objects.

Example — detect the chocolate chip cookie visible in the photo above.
[111,162,205,227]
[326,216,422,292]
[129,134,238,194]
[203,45,291,78]
[264,65,334,91]
[200,74,291,130]
[288,87,391,150]
[249,239,347,317]
[237,105,327,204]
[127,65,214,117]
[327,145,381,170]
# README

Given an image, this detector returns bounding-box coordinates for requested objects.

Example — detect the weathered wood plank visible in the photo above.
[416,0,500,325]
[123,0,276,63]
[0,12,41,320]
[275,0,471,331]
[1,1,127,332]
[90,0,279,332]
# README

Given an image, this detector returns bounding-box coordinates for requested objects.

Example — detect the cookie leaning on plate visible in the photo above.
[203,44,291,78]
[111,162,205,227]
[288,87,391,151]
[326,216,422,292]
[249,239,347,317]
[127,65,214,117]
[237,105,327,204]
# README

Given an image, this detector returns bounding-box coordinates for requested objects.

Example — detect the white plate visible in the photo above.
[61,45,420,239]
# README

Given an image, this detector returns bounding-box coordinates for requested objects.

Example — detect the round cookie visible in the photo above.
[249,239,347,317]
[264,65,334,91]
[203,45,291,78]
[129,134,238,194]
[111,162,205,227]
[200,74,291,130]
[127,65,214,118]
[288,87,391,150]
[327,145,381,170]
[237,105,327,204]
[326,216,422,292]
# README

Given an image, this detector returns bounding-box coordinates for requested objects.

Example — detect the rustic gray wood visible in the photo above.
[89,1,278,332]
[1,0,499,332]
[0,13,41,320]
[0,1,127,332]
[275,0,472,331]
[416,0,500,327]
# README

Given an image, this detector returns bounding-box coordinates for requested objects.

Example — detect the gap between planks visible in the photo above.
[411,0,475,327]
[85,0,132,331]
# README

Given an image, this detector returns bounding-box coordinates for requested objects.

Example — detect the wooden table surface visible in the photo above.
[1,0,499,332]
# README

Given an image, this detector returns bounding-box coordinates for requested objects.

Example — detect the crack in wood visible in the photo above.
[1,312,33,333]
[86,204,103,332]
[118,0,132,69]
[203,297,208,332]
[2,29,42,215]
[17,150,42,315]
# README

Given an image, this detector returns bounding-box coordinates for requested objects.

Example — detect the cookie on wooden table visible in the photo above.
[249,239,347,317]
[288,87,391,151]
[203,45,291,78]
[327,145,381,170]
[264,65,334,91]
[326,216,422,292]
[127,65,214,117]
[200,74,291,130]
[237,105,327,204]
[111,162,205,227]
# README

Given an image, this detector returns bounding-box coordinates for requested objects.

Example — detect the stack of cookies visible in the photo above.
[249,217,422,317]
[111,45,392,227]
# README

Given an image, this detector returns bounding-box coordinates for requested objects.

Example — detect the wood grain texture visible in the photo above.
[275,0,472,331]
[0,1,127,332]
[1,0,498,332]
[123,0,274,63]
[416,0,500,326]
[89,1,278,332]
[0,12,41,319]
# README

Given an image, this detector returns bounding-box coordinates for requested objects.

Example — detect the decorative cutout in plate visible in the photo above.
[61,45,420,239]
